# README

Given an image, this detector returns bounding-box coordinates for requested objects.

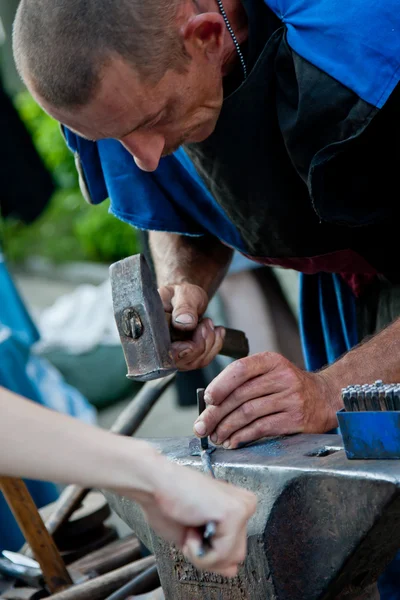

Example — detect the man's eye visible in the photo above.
[144,112,165,129]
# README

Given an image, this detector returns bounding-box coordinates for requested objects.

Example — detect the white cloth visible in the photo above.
[35,280,120,354]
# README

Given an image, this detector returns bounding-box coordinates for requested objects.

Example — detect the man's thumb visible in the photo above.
[172,307,198,329]
[171,285,208,330]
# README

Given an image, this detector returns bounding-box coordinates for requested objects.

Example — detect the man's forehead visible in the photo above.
[47,57,165,140]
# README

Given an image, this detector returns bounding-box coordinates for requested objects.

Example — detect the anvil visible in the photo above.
[104,434,400,600]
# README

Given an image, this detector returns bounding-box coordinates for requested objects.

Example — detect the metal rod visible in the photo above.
[196,389,209,451]
[49,556,155,600]
[104,564,159,600]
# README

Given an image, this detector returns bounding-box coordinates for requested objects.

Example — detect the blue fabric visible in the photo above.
[265,0,400,109]
[65,130,108,204]
[379,557,400,600]
[63,128,246,250]
[0,255,95,551]
[298,273,358,371]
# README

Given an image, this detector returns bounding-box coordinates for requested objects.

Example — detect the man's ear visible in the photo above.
[181,13,225,61]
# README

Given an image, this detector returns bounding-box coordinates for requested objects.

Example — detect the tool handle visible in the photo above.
[220,327,249,359]
[168,314,249,359]
[21,485,87,557]
[0,477,72,593]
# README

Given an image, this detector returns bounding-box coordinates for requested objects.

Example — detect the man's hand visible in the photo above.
[193,352,341,449]
[139,459,257,577]
[158,282,226,370]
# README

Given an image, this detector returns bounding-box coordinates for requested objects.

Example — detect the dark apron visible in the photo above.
[184,0,400,280]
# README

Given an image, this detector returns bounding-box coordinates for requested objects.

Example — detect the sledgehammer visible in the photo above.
[110,254,249,382]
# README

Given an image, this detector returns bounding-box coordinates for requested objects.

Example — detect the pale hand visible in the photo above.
[193,352,340,449]
[138,459,257,577]
[158,283,225,370]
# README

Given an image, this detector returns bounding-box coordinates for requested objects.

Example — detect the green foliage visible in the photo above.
[3,91,139,263]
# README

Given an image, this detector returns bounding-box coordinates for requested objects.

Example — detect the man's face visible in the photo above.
[39,54,224,172]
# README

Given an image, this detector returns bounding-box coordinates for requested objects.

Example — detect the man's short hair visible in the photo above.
[13,0,188,109]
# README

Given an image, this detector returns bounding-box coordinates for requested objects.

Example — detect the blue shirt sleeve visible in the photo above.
[265,0,400,109]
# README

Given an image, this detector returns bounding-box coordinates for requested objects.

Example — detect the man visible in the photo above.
[12,0,400,594]
[0,385,256,576]
[12,0,400,444]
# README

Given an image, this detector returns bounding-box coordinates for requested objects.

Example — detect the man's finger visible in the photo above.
[204,352,284,406]
[194,374,283,439]
[195,522,248,574]
[172,321,207,369]
[171,340,197,365]
[224,412,303,449]
[184,320,223,371]
[211,394,291,445]
[200,326,225,367]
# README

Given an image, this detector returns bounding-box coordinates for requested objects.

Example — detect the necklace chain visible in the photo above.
[216,0,247,81]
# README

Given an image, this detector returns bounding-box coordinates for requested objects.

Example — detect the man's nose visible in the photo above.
[120,131,165,172]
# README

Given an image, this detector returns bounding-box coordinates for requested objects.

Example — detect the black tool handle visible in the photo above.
[220,328,249,359]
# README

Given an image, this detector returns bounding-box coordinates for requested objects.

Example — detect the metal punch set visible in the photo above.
[342,380,400,412]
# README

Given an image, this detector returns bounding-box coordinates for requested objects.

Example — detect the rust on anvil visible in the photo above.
[171,547,247,599]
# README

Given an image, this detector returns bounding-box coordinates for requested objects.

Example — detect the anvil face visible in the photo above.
[105,434,400,600]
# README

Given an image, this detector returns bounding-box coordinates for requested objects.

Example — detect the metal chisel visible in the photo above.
[188,388,217,556]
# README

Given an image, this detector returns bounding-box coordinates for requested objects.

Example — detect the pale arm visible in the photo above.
[0,385,159,497]
[0,386,256,575]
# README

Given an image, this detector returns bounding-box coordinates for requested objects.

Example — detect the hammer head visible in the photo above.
[110,254,176,381]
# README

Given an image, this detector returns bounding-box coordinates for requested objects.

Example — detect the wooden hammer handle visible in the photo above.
[0,477,72,593]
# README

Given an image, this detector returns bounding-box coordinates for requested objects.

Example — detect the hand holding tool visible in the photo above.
[110,254,249,381]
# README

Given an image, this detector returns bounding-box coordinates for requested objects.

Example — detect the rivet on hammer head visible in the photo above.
[121,308,143,339]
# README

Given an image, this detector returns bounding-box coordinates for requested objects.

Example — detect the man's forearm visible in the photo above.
[0,387,162,502]
[322,317,400,409]
[149,231,233,298]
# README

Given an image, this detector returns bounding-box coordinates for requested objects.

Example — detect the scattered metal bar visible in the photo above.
[48,556,155,600]
[105,564,159,600]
